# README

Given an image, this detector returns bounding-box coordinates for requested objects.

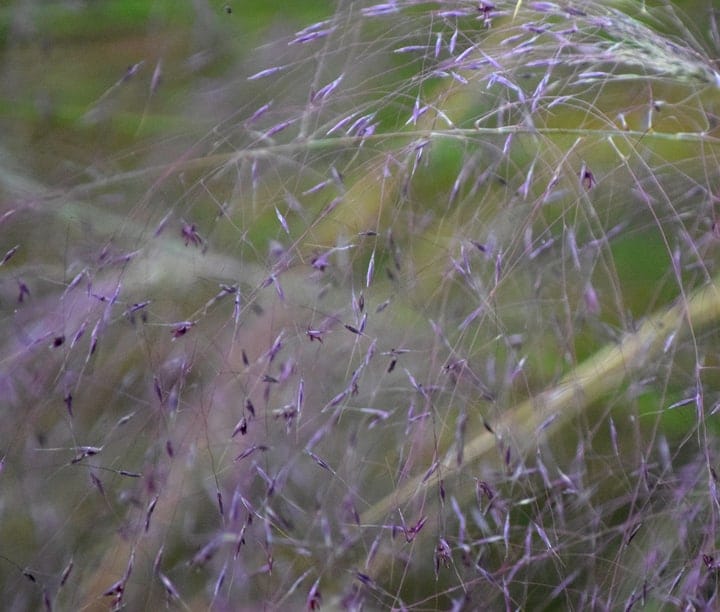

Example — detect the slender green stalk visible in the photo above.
[60,127,720,197]
[361,275,720,525]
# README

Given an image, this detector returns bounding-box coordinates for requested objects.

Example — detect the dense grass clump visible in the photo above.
[2,1,720,609]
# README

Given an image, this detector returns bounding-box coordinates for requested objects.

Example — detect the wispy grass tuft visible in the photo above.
[3,1,720,609]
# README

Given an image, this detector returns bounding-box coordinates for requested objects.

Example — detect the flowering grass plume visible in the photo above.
[2,1,720,609]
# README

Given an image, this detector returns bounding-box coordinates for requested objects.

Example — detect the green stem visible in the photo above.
[53,127,720,197]
[360,275,720,525]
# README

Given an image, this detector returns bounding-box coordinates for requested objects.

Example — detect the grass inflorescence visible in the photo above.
[3,1,720,609]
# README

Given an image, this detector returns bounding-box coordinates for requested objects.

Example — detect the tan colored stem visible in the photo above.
[361,276,720,525]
